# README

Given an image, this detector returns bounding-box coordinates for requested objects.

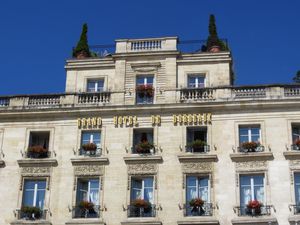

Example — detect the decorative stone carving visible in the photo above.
[181,162,212,173]
[21,167,51,176]
[235,161,267,171]
[289,160,300,169]
[127,164,157,175]
[74,165,104,176]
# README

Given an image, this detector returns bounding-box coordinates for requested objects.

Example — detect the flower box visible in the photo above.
[246,200,262,215]
[136,85,154,98]
[131,199,150,208]
[21,206,42,219]
[82,143,97,151]
[241,141,260,152]
[187,140,207,152]
[189,198,204,207]
[78,201,94,210]
[135,142,154,154]
[27,145,48,158]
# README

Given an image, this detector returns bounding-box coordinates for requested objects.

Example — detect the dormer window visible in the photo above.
[188,75,205,88]
[87,79,104,92]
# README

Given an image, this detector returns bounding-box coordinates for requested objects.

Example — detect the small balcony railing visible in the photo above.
[79,147,102,157]
[15,208,48,220]
[237,145,265,153]
[72,205,101,218]
[185,145,210,153]
[0,97,10,107]
[131,146,156,155]
[233,87,266,98]
[290,204,300,214]
[184,203,213,217]
[127,204,156,217]
[28,95,60,106]
[180,88,215,102]
[25,150,52,159]
[234,205,272,216]
[77,92,111,104]
[291,144,300,151]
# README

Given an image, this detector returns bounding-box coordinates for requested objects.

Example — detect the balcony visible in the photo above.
[78,147,102,157]
[13,208,49,223]
[71,205,101,219]
[237,145,265,153]
[234,205,272,217]
[180,88,215,102]
[230,145,274,162]
[127,204,156,218]
[17,148,57,167]
[183,203,213,217]
[284,145,300,160]
[185,145,210,153]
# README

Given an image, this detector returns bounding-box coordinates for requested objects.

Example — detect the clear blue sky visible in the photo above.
[0,0,299,95]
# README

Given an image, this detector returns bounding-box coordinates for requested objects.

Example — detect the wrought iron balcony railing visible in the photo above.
[72,205,101,219]
[184,203,213,217]
[127,204,156,217]
[79,147,102,157]
[131,146,156,155]
[290,204,300,215]
[237,145,265,153]
[25,150,52,159]
[291,145,300,151]
[15,208,48,220]
[185,145,210,153]
[234,205,272,216]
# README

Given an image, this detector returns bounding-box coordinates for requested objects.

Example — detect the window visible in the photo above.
[136,75,154,104]
[239,175,264,215]
[87,79,104,92]
[292,124,300,150]
[295,173,300,206]
[27,131,50,158]
[80,131,101,156]
[239,126,261,144]
[188,75,205,88]
[186,127,208,153]
[133,129,154,154]
[22,180,46,209]
[186,176,211,216]
[75,178,100,218]
[129,177,154,217]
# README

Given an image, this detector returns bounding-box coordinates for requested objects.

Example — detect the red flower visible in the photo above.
[247,200,262,209]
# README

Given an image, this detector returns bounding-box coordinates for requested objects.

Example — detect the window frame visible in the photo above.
[130,176,154,203]
[186,175,211,203]
[24,128,54,154]
[187,74,206,88]
[86,79,105,93]
[75,177,101,206]
[135,74,155,105]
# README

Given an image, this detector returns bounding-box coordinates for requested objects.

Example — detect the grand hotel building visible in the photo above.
[0,36,300,225]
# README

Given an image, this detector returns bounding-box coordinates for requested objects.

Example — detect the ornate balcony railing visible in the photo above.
[184,203,213,216]
[180,88,215,102]
[131,146,156,155]
[233,87,266,99]
[284,86,300,97]
[77,92,110,104]
[234,205,272,216]
[290,204,300,215]
[0,97,9,107]
[15,208,48,220]
[79,147,102,157]
[72,205,101,218]
[237,145,265,153]
[127,204,156,217]
[25,150,52,159]
[291,144,300,151]
[185,145,210,153]
[28,95,60,106]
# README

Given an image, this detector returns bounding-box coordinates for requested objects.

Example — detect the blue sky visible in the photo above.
[0,0,299,95]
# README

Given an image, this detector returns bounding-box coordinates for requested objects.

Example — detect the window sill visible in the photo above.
[70,157,109,166]
[121,218,162,225]
[17,158,57,167]
[230,152,274,162]
[177,217,219,225]
[288,214,300,223]
[11,220,52,225]
[123,155,163,164]
[283,151,300,160]
[231,216,277,224]
[177,154,218,163]
[65,218,105,225]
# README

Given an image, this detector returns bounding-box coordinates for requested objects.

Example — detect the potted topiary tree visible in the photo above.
[73,23,91,59]
[206,14,228,53]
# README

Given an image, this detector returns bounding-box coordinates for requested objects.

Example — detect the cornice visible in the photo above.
[123,155,163,164]
[70,157,109,166]
[177,154,218,163]
[17,158,58,167]
[230,152,274,162]
[283,151,300,160]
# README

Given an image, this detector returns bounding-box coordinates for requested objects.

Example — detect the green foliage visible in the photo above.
[206,14,229,51]
[293,70,300,83]
[72,23,90,58]
[187,139,207,147]
[21,206,41,218]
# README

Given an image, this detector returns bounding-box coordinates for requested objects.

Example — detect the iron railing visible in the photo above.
[127,204,156,217]
[185,145,210,153]
[15,208,47,220]
[177,39,228,54]
[184,203,213,216]
[71,205,101,218]
[234,205,272,216]
[237,145,265,153]
[25,150,52,159]
[290,204,300,215]
[79,148,102,157]
[291,145,300,151]
[131,146,156,155]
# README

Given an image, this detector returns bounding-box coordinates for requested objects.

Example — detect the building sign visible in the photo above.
[173,113,212,125]
[77,117,102,129]
[151,115,161,126]
[113,116,138,127]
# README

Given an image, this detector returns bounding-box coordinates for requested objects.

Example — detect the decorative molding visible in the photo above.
[21,167,51,176]
[178,154,218,163]
[235,161,267,172]
[177,218,219,225]
[181,162,212,173]
[71,157,109,166]
[17,159,57,167]
[230,152,273,162]
[121,220,162,225]
[124,155,163,164]
[128,164,157,175]
[74,165,104,176]
[130,62,161,72]
[289,160,300,170]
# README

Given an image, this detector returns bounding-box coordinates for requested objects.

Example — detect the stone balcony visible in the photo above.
[0,85,300,110]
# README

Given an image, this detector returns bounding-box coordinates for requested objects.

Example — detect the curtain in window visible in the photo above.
[22,180,46,209]
[76,179,99,205]
[186,176,209,202]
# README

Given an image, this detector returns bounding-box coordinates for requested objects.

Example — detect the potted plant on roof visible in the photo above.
[21,206,42,220]
[72,23,91,59]
[206,14,229,53]
[27,145,48,158]
[246,200,262,215]
[241,141,260,152]
[187,139,207,153]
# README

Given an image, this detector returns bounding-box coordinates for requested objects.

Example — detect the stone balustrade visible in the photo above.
[0,85,300,109]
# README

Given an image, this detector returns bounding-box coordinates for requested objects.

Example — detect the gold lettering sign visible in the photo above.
[151,115,161,126]
[113,116,138,127]
[173,113,212,125]
[78,117,102,129]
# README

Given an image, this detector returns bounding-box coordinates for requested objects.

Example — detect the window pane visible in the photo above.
[24,180,36,190]
[23,190,34,206]
[292,126,300,142]
[137,76,153,85]
[187,187,197,201]
[90,179,99,189]
[295,173,300,204]
[187,176,197,187]
[188,77,196,88]
[253,175,264,185]
[144,178,153,188]
[36,190,45,209]
[251,127,260,135]
[239,127,249,136]
[81,131,101,145]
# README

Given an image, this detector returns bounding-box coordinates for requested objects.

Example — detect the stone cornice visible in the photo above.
[177,154,218,163]
[10,220,52,225]
[283,151,300,160]
[177,217,219,225]
[17,158,58,167]
[230,152,274,162]
[123,155,163,164]
[65,219,105,224]
[231,216,277,224]
[121,219,162,225]
[70,157,109,166]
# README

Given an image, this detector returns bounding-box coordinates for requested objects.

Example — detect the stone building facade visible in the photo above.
[0,37,300,225]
